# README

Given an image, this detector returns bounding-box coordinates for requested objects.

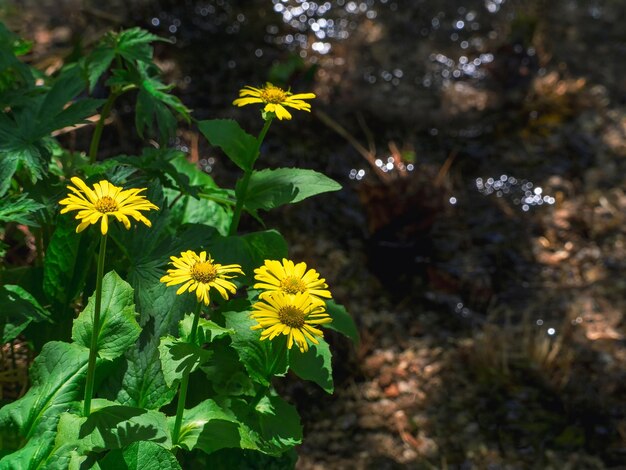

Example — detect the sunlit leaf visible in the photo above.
[158,336,212,388]
[72,271,141,362]
[0,342,90,459]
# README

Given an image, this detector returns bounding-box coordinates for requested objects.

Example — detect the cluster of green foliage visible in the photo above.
[0,22,357,469]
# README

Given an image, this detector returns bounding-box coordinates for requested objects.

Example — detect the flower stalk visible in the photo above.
[171,303,202,446]
[83,233,107,416]
[228,116,273,235]
[89,91,119,165]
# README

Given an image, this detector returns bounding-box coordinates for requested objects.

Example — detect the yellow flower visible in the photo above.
[59,176,158,235]
[232,83,315,120]
[160,250,244,305]
[254,258,331,303]
[250,291,332,352]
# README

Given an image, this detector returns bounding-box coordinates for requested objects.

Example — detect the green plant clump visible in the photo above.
[0,22,358,469]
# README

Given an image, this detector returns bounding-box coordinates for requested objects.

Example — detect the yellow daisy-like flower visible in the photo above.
[254,258,332,303]
[250,291,332,352]
[160,250,244,305]
[232,82,315,120]
[59,176,158,235]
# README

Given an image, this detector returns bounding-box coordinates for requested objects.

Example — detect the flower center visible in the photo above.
[260,86,288,104]
[95,196,119,213]
[191,261,218,283]
[278,305,307,328]
[280,276,306,295]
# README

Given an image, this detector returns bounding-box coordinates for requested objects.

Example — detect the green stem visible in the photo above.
[89,91,119,164]
[83,233,107,417]
[228,117,273,235]
[171,303,202,446]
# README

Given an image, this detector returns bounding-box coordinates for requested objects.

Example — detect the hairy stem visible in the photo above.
[83,233,107,416]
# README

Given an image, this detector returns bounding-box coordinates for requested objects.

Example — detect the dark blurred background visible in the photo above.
[2,0,626,467]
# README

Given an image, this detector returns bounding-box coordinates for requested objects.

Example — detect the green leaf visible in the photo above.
[43,213,96,305]
[85,46,115,92]
[240,395,302,455]
[325,300,359,346]
[207,230,288,284]
[158,336,212,388]
[224,308,288,387]
[98,441,181,470]
[72,271,141,361]
[115,28,165,64]
[133,281,197,339]
[0,437,56,470]
[175,399,241,453]
[0,193,45,225]
[163,153,233,235]
[179,314,233,344]
[288,339,334,393]
[102,330,176,410]
[176,396,302,456]
[0,342,89,454]
[242,168,341,217]
[0,284,51,343]
[79,405,171,451]
[0,70,101,182]
[200,340,254,397]
[0,154,18,196]
[197,119,258,171]
[134,64,190,144]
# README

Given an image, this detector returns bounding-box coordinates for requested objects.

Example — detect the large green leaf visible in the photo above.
[288,339,334,393]
[175,396,302,456]
[72,271,141,361]
[98,441,181,470]
[0,284,51,343]
[200,339,254,397]
[78,405,171,451]
[224,308,288,387]
[0,342,90,457]
[102,330,176,410]
[242,168,341,217]
[43,216,96,305]
[325,300,359,346]
[197,119,258,171]
[40,405,172,468]
[175,399,241,453]
[237,395,302,455]
[158,336,212,388]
